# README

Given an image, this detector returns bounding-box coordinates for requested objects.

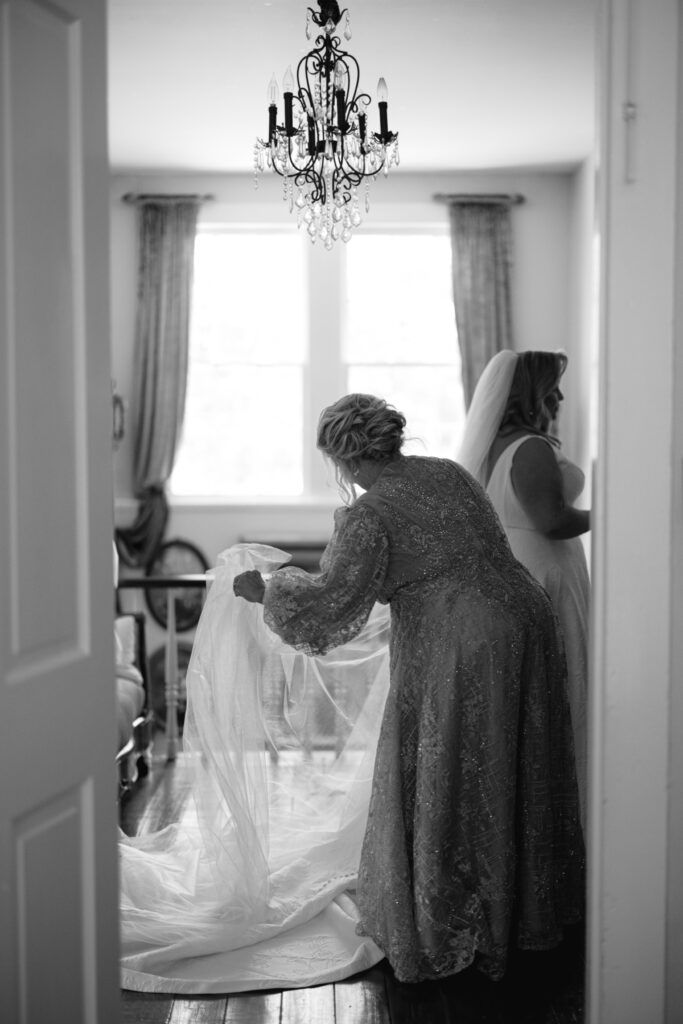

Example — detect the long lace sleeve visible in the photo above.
[262,504,389,656]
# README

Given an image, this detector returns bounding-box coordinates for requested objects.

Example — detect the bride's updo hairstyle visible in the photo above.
[317,393,406,498]
[499,350,568,436]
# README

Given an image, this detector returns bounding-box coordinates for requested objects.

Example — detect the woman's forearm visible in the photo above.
[510,438,591,540]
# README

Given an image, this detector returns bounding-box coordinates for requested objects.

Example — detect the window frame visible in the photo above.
[169,219,459,506]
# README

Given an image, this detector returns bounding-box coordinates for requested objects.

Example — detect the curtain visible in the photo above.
[116,196,202,568]
[447,199,515,408]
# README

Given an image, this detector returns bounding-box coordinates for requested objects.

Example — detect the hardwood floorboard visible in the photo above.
[119,738,585,1024]
[121,758,193,837]
[334,966,390,1024]
[167,996,229,1023]
[121,989,174,1023]
[223,990,282,1023]
[281,983,336,1023]
[382,966,452,1024]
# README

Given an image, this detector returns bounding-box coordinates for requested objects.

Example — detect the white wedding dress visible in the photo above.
[119,543,391,994]
[486,437,590,827]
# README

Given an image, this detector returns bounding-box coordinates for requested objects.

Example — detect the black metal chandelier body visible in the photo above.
[254,2,399,247]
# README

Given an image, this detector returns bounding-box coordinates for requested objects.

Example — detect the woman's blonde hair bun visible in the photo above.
[317,393,406,467]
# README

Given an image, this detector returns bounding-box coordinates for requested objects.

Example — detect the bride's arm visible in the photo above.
[511,436,590,539]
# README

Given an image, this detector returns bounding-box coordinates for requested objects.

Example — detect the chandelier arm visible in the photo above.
[270,151,327,207]
[297,168,326,206]
[300,47,328,133]
[333,160,381,196]
[334,49,360,122]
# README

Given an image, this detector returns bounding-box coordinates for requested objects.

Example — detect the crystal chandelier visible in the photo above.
[253,1,399,249]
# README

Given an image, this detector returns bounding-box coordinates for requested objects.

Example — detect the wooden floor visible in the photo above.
[119,738,585,1024]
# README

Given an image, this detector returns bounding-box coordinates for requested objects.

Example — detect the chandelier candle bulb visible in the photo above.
[358,94,368,143]
[377,77,389,139]
[335,87,346,132]
[283,66,296,136]
[334,61,347,132]
[267,75,279,143]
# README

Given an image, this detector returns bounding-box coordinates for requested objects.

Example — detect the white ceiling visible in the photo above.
[107,0,597,174]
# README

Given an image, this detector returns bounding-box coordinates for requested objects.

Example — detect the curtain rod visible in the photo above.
[122,193,215,204]
[433,193,525,206]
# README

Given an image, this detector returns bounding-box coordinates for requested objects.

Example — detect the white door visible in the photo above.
[0,1,119,1022]
[589,1,682,1022]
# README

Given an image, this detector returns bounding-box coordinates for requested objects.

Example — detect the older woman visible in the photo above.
[234,392,584,985]
[458,350,591,828]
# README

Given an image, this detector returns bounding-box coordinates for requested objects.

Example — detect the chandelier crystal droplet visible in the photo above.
[253,2,399,248]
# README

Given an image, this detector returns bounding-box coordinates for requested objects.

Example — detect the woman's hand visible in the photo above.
[232,570,266,604]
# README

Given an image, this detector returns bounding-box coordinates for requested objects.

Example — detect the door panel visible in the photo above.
[0,1,118,1021]
[11,1,82,659]
[16,788,87,1022]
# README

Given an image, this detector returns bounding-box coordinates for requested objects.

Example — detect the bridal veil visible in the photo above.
[457,349,518,484]
[120,543,391,993]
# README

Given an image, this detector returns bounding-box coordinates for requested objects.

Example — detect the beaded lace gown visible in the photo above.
[264,454,584,982]
[486,437,590,828]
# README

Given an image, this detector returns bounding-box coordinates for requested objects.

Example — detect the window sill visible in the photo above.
[165,495,341,512]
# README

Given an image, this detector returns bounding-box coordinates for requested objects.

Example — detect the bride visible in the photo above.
[458,349,591,827]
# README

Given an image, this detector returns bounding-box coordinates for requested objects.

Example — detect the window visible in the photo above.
[344,232,465,458]
[169,226,465,501]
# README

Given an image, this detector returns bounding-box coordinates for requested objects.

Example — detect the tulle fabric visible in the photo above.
[119,543,391,993]
[486,437,590,828]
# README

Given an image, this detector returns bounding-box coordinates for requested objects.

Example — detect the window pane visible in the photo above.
[344,235,455,364]
[171,365,303,497]
[347,365,466,459]
[345,231,465,460]
[170,230,307,498]
[192,232,306,364]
